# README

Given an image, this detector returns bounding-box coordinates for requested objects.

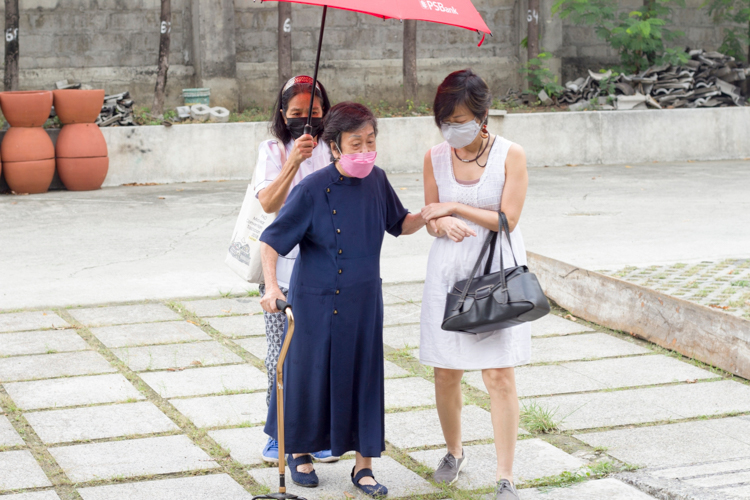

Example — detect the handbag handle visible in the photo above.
[454,228,496,310]
[483,212,518,275]
[455,211,518,311]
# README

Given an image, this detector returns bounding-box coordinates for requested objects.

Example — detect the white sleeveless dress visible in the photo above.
[419,137,532,370]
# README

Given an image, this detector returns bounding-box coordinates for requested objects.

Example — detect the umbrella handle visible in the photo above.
[305,6,327,130]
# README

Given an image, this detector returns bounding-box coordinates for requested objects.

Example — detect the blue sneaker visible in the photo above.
[311,449,340,463]
[261,437,279,464]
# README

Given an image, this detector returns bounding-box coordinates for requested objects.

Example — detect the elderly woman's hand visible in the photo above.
[261,285,287,314]
[421,202,456,222]
[436,217,477,243]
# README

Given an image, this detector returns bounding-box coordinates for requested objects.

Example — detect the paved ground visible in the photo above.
[1,159,749,310]
[2,158,749,499]
[1,288,749,499]
[607,259,750,320]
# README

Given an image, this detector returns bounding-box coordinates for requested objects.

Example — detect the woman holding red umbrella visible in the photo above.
[254,75,339,466]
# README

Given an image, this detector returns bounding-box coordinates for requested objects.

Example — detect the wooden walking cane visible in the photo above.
[253,299,305,500]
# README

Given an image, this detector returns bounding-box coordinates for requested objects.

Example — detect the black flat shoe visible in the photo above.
[351,466,388,498]
[287,454,319,488]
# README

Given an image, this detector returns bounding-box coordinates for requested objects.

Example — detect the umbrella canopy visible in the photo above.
[263,0,491,141]
[270,0,491,39]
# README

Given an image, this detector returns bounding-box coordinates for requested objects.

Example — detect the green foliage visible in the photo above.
[598,69,621,97]
[357,99,432,118]
[704,0,750,62]
[520,401,560,433]
[228,104,273,123]
[520,51,566,96]
[525,461,641,490]
[552,0,687,73]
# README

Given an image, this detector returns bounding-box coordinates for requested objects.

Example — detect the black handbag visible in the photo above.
[441,212,550,334]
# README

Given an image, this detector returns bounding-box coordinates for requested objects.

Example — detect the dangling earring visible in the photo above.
[481,121,489,139]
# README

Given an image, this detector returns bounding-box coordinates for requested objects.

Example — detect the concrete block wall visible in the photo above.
[2,0,192,69]
[0,0,195,109]
[233,0,521,106]
[0,0,744,111]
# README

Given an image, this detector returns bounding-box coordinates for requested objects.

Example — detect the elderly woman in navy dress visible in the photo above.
[259,102,425,497]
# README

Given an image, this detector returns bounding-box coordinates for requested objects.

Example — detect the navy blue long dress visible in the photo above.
[261,163,409,458]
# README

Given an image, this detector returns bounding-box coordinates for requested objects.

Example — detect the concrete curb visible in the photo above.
[527,252,750,380]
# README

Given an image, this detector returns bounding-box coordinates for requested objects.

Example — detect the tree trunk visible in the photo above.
[152,0,171,115]
[527,0,540,61]
[403,20,418,104]
[4,0,19,91]
[278,2,292,87]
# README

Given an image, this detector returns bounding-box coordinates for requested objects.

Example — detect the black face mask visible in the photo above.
[286,117,323,140]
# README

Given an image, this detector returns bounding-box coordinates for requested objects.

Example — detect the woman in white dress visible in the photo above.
[420,69,530,500]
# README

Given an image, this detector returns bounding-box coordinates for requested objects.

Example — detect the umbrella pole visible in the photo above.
[304,5,327,135]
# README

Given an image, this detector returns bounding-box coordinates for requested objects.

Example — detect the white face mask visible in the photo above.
[440,119,482,149]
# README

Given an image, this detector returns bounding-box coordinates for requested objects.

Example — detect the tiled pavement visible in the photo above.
[1,285,749,499]
[607,258,750,320]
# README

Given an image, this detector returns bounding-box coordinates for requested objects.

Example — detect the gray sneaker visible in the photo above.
[433,450,468,485]
[495,479,520,499]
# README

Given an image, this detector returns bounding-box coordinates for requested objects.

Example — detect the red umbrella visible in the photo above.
[261,0,492,134]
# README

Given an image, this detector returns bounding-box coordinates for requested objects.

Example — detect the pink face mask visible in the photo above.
[336,144,377,179]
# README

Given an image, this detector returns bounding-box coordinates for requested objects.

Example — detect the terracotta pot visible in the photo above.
[3,158,55,194]
[0,91,53,127]
[53,89,105,124]
[56,156,109,191]
[56,123,108,158]
[1,127,55,162]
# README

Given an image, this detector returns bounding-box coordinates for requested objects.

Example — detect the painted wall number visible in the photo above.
[527,9,539,24]
[5,28,18,42]
[160,21,172,34]
[283,18,292,33]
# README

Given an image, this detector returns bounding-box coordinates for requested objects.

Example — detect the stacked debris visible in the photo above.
[97,91,135,127]
[555,49,748,110]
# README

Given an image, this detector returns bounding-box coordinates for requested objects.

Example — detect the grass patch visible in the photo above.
[520,401,560,434]
[524,460,640,490]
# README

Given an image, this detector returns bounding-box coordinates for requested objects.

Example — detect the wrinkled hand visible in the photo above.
[437,217,477,243]
[288,134,316,167]
[260,286,287,314]
[421,203,455,222]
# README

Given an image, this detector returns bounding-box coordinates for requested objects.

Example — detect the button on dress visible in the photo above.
[261,163,409,457]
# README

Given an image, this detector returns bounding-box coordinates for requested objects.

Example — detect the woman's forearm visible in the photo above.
[450,204,521,233]
[426,218,445,238]
[401,213,426,235]
[257,160,300,213]
[260,243,281,291]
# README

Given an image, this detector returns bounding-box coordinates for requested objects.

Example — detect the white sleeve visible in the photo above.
[253,140,284,198]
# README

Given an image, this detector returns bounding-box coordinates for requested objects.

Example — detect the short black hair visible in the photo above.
[269,81,331,144]
[321,102,378,161]
[433,69,492,128]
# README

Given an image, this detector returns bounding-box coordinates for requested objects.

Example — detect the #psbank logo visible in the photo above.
[420,1,459,14]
